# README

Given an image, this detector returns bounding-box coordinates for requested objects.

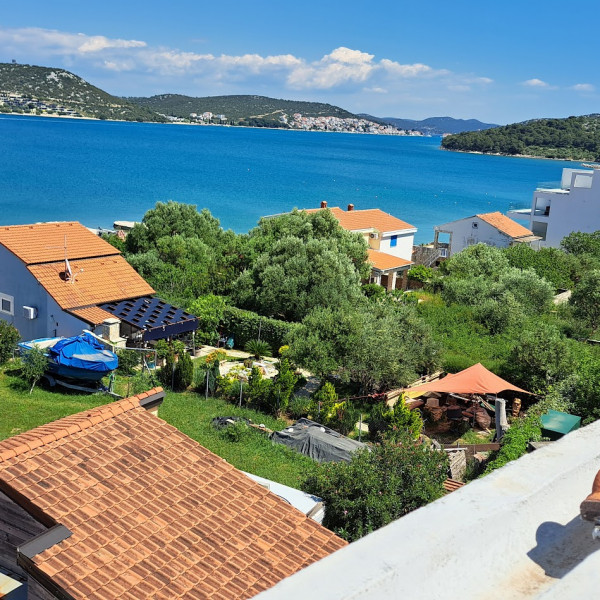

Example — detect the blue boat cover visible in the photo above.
[47,333,118,373]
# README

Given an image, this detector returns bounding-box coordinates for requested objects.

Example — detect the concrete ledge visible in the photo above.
[258,419,600,600]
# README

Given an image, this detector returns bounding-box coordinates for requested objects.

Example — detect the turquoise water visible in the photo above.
[0,114,575,243]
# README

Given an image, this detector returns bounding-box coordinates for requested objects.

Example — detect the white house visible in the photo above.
[433,211,540,257]
[307,203,416,290]
[508,166,600,247]
[0,221,197,343]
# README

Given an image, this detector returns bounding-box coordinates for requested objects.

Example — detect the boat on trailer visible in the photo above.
[19,332,118,383]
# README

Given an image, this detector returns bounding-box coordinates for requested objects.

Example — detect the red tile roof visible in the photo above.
[367,249,412,272]
[306,207,415,233]
[0,222,120,265]
[28,256,154,310]
[68,306,117,326]
[476,212,535,239]
[0,390,346,599]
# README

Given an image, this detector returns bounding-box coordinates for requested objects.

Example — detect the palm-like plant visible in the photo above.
[244,339,271,360]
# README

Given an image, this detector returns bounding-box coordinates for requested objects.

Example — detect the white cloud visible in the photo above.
[0,25,496,107]
[522,78,549,88]
[572,83,595,92]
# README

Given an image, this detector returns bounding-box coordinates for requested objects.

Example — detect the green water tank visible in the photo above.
[540,410,581,440]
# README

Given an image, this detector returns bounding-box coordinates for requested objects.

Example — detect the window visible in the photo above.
[472,222,479,229]
[390,235,398,247]
[0,293,13,316]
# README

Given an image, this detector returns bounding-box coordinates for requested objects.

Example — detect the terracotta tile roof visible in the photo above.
[443,479,465,494]
[306,207,415,233]
[28,256,154,310]
[0,222,120,265]
[367,249,412,272]
[68,306,116,326]
[476,212,534,239]
[0,389,346,599]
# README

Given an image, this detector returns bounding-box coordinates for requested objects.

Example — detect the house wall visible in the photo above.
[0,490,46,578]
[0,247,88,340]
[438,218,511,256]
[532,170,600,248]
[378,230,415,261]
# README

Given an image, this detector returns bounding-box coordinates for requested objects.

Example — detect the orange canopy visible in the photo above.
[404,363,531,397]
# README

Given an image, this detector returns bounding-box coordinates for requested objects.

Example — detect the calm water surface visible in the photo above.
[0,114,576,243]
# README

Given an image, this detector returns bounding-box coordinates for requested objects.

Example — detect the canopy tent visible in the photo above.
[404,363,531,398]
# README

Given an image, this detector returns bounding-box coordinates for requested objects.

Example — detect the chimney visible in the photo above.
[347,204,354,212]
[320,201,327,209]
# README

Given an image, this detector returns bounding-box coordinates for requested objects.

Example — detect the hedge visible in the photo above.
[220,307,299,354]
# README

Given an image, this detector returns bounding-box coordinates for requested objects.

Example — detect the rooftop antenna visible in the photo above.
[47,235,81,284]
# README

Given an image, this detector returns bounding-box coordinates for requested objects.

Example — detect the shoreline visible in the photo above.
[441,146,592,164]
[0,110,419,137]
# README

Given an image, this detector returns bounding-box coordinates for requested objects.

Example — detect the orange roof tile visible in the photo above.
[306,207,415,233]
[0,389,346,599]
[0,222,120,265]
[367,249,412,272]
[476,212,534,239]
[28,256,154,310]
[68,306,116,326]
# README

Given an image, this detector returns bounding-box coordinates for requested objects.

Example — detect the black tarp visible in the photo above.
[270,418,367,463]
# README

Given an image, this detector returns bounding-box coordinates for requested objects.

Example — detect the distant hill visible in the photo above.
[127,94,358,126]
[359,115,498,135]
[441,114,600,161]
[0,63,165,122]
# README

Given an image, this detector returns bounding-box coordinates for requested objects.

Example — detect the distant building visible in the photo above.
[508,167,600,247]
[433,211,540,257]
[306,203,416,290]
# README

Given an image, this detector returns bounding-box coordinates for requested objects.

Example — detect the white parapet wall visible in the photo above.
[258,419,600,600]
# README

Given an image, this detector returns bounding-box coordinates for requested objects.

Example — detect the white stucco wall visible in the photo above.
[0,247,87,340]
[377,230,415,261]
[258,419,600,600]
[532,169,600,248]
[437,217,512,256]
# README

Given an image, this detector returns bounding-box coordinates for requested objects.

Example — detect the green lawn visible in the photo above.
[0,366,313,490]
[0,366,107,440]
[159,392,314,489]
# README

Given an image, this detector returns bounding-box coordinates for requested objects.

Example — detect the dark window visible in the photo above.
[390,235,398,247]
[1,298,11,313]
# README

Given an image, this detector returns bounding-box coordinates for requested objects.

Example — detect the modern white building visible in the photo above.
[508,167,600,247]
[433,211,540,257]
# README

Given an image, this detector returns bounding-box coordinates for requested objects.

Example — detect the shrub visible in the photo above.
[369,397,423,441]
[173,351,194,391]
[188,294,227,345]
[304,434,448,541]
[0,321,19,364]
[117,349,140,375]
[244,339,271,360]
[21,346,48,394]
[131,371,160,395]
[271,358,297,415]
[407,264,434,283]
[218,420,250,442]
[221,306,298,352]
[288,395,312,419]
[246,367,274,413]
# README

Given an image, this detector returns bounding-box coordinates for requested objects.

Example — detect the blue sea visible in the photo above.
[0,114,576,243]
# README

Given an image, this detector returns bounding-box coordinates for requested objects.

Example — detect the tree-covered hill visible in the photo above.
[360,115,498,135]
[442,114,600,161]
[0,63,165,122]
[127,93,358,125]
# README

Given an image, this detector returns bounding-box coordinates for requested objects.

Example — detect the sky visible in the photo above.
[1,0,598,124]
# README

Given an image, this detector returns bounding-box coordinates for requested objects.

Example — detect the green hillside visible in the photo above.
[128,93,358,126]
[0,63,165,122]
[442,114,600,161]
